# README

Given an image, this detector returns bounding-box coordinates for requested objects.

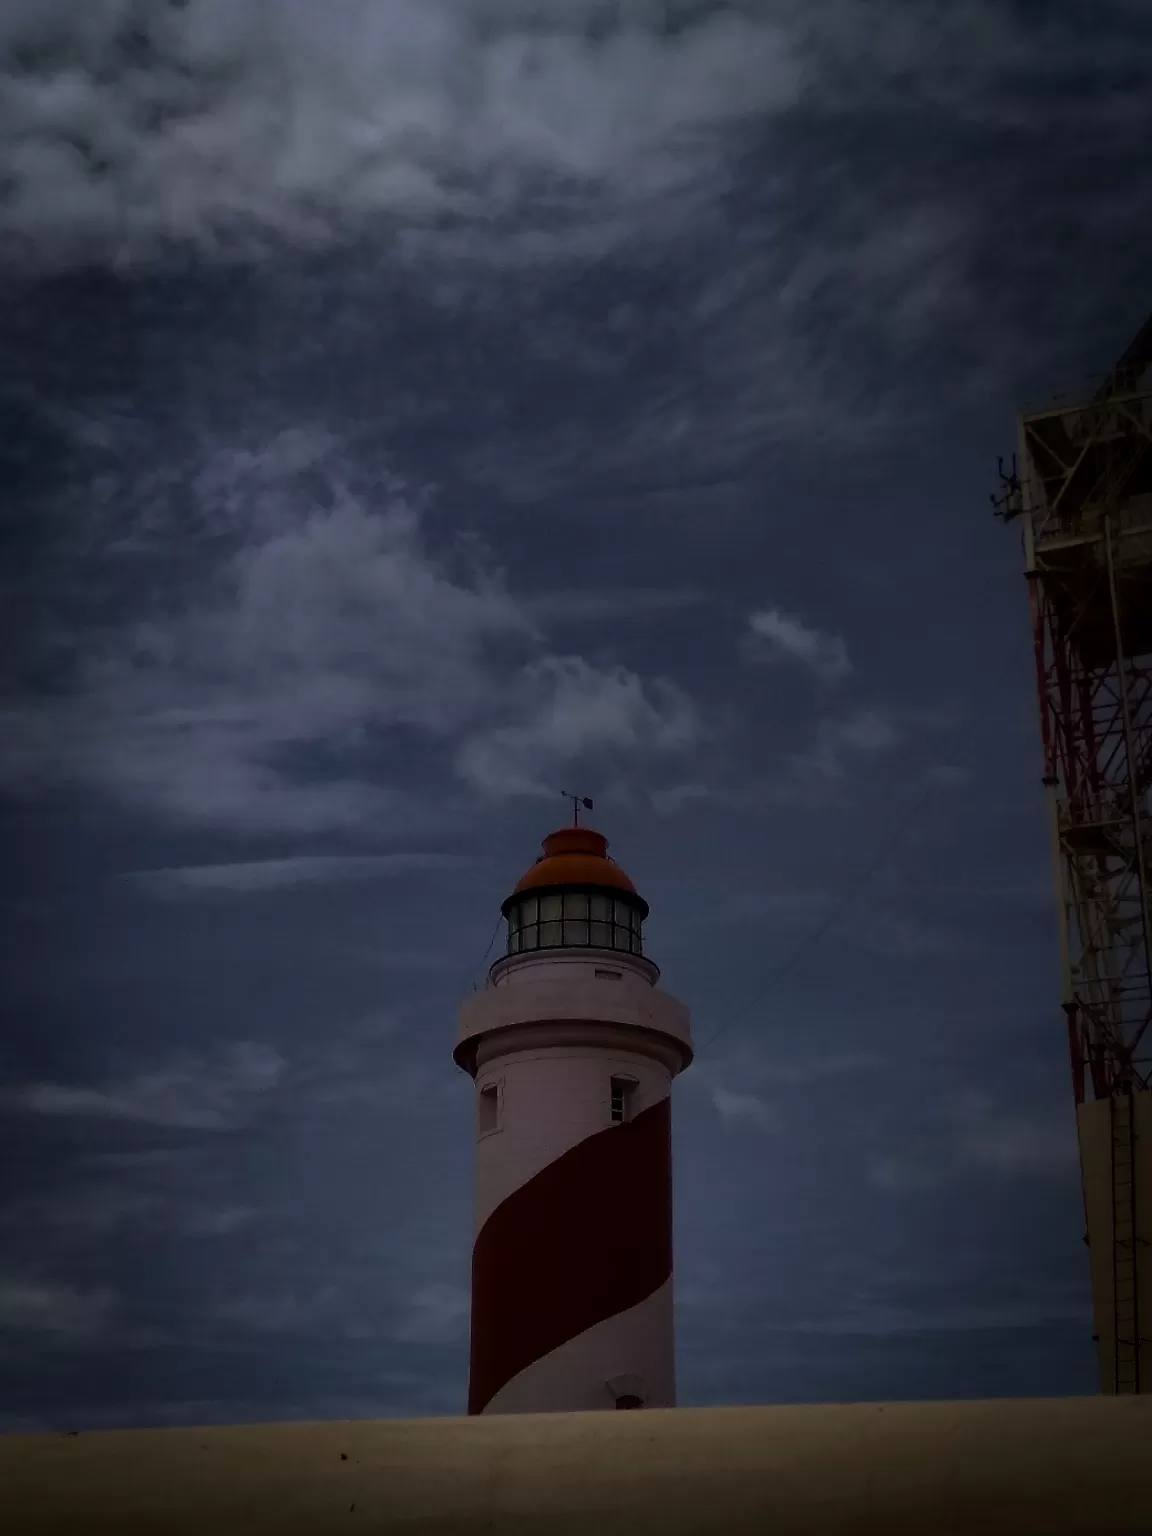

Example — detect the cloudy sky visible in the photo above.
[2,0,1150,1431]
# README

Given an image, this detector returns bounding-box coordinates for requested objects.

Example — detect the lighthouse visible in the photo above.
[453,816,693,1414]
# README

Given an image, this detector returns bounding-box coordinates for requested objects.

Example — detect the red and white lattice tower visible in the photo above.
[997,315,1152,1394]
[453,822,693,1414]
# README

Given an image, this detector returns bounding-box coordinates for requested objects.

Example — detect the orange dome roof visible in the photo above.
[507,826,644,907]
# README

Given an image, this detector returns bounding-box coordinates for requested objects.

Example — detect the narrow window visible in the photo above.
[615,1395,643,1410]
[479,1082,499,1136]
[610,1076,637,1124]
[538,894,562,949]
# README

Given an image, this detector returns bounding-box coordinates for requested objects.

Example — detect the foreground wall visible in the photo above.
[2,1398,1150,1535]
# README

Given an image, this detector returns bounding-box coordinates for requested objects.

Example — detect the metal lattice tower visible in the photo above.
[995,316,1152,1394]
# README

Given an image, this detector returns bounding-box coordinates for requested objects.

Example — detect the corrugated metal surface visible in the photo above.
[1079,1089,1152,1392]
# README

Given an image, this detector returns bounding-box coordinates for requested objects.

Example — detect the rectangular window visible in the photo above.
[564,892,590,920]
[520,897,538,925]
[590,920,611,948]
[590,894,612,922]
[540,894,563,922]
[610,1076,637,1124]
[595,968,622,980]
[563,918,590,946]
[479,1082,500,1136]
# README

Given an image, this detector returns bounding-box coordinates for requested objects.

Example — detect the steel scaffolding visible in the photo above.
[996,316,1152,1393]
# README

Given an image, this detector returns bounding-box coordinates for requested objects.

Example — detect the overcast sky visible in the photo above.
[2,0,1150,1432]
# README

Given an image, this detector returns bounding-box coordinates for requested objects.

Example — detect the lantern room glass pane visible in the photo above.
[564,892,589,920]
[509,905,522,934]
[539,920,562,948]
[507,928,521,954]
[520,896,538,925]
[590,894,612,922]
[590,920,611,948]
[540,894,563,922]
[563,919,590,946]
[520,924,538,951]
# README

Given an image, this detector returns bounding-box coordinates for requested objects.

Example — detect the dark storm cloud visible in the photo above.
[2,0,1144,1431]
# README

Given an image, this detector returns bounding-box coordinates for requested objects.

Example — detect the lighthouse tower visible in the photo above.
[454,819,693,1415]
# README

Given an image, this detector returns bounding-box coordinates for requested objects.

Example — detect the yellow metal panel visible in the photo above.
[1079,1090,1152,1393]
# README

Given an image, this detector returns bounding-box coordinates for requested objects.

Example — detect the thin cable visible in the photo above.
[698,775,938,1053]
[469,910,504,990]
[697,660,1027,1056]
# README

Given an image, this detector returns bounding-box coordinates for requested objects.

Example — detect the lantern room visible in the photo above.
[499,826,649,959]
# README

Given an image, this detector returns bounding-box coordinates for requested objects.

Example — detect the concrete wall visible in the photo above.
[4,1399,1150,1534]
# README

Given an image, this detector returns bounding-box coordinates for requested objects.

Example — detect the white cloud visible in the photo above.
[791,707,901,783]
[2,1,1139,274]
[649,781,712,815]
[0,1278,115,1337]
[703,1043,882,1091]
[457,653,700,797]
[839,906,965,959]
[15,1042,285,1130]
[391,1281,470,1344]
[711,1086,783,1134]
[127,851,475,896]
[866,1154,943,1193]
[746,606,851,682]
[0,0,804,268]
[867,1092,1078,1193]
[526,586,711,626]
[952,1094,1078,1174]
[0,1187,261,1238]
[3,434,703,831]
[211,1290,336,1335]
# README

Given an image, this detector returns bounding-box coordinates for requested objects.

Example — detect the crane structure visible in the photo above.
[995,316,1152,1394]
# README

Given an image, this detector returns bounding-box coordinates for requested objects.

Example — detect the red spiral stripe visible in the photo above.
[468,1095,673,1415]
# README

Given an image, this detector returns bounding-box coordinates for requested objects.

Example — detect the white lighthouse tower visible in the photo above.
[453,815,693,1415]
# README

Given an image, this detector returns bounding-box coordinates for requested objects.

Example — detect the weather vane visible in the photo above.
[561,790,594,827]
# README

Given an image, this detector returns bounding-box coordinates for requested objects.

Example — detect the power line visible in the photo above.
[470,909,505,991]
[698,774,939,1053]
[696,656,1032,1058]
